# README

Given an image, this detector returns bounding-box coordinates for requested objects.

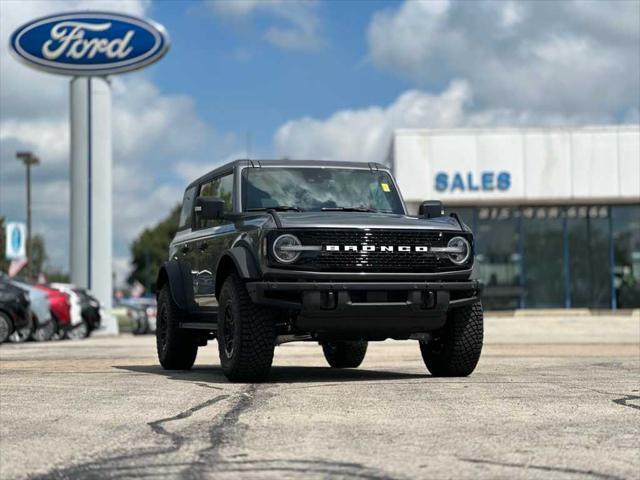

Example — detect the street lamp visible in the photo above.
[16,151,39,278]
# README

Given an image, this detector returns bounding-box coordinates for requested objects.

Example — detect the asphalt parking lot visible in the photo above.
[1,315,639,480]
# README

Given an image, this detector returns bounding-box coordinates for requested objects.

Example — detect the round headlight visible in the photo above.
[272,234,302,264]
[447,236,471,265]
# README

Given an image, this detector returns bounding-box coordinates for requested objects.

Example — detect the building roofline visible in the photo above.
[393,124,640,136]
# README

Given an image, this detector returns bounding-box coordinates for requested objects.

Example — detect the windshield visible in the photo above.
[242,167,405,214]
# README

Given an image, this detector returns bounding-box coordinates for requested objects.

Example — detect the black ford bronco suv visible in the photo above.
[156,160,483,382]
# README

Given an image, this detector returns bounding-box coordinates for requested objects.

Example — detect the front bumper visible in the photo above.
[246,280,482,335]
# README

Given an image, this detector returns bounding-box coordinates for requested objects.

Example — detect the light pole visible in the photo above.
[16,151,39,278]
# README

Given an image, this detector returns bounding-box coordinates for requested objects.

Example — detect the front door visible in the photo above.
[192,172,235,308]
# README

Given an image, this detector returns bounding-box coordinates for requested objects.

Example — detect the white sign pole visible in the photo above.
[70,77,116,334]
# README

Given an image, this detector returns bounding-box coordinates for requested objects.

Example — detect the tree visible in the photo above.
[29,235,47,276]
[44,269,70,283]
[128,204,181,293]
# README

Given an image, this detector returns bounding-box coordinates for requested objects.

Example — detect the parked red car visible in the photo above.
[34,284,71,334]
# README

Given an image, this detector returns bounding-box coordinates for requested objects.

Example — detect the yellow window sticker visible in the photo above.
[381,183,391,192]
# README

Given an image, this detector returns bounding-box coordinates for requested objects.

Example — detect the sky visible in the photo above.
[0,0,639,285]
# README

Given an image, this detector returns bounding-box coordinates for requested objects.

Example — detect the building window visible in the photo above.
[475,207,522,310]
[567,206,611,308]
[444,203,638,310]
[612,205,640,308]
[522,207,565,308]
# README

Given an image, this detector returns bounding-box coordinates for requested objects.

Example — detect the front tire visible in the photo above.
[0,312,13,344]
[9,314,34,343]
[322,341,368,368]
[156,285,198,370]
[218,274,276,382]
[420,302,483,377]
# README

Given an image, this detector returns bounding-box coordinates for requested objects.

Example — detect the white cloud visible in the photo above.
[111,77,211,161]
[0,120,69,162]
[274,80,615,165]
[367,0,640,117]
[206,0,324,51]
[173,150,247,184]
[112,256,133,288]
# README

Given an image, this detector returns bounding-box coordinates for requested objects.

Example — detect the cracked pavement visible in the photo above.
[0,320,639,480]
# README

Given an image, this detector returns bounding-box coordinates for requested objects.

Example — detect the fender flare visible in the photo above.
[214,245,261,298]
[156,260,194,312]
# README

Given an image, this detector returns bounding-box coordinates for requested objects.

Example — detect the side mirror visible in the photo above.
[195,196,225,220]
[419,200,444,219]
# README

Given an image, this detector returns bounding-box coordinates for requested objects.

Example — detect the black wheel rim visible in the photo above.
[222,300,236,358]
[0,317,10,342]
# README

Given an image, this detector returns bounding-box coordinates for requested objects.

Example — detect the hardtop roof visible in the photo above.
[186,159,390,190]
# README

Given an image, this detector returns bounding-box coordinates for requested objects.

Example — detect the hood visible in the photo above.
[275,211,467,231]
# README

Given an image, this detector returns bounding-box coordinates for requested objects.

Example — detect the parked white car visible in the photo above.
[50,283,85,339]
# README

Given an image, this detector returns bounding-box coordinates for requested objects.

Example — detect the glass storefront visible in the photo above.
[522,207,565,308]
[449,204,640,310]
[612,205,640,308]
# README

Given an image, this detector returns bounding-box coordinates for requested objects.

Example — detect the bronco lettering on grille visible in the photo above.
[324,245,430,252]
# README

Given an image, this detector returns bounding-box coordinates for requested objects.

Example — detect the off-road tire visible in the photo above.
[0,312,13,344]
[321,341,368,368]
[218,274,276,382]
[420,301,483,377]
[156,285,198,370]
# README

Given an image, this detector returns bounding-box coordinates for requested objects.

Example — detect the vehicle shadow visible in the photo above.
[115,364,428,385]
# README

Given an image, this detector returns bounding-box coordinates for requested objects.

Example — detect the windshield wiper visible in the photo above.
[247,206,303,212]
[321,207,379,213]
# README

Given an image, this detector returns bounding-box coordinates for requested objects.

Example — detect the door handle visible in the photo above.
[181,245,190,254]
[199,242,209,251]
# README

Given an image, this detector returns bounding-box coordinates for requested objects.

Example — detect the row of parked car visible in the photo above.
[0,274,102,344]
[118,297,157,335]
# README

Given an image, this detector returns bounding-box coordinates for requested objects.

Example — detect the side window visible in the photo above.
[196,173,234,229]
[178,186,197,230]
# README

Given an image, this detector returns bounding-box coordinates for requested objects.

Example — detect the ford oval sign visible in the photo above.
[9,12,169,76]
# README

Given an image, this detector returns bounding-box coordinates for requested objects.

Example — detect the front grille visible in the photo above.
[271,229,472,273]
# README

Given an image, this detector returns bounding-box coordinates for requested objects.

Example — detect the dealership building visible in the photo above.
[391,125,640,310]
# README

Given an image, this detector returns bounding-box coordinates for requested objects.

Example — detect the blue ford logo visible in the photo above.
[9,12,169,76]
[11,227,21,252]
